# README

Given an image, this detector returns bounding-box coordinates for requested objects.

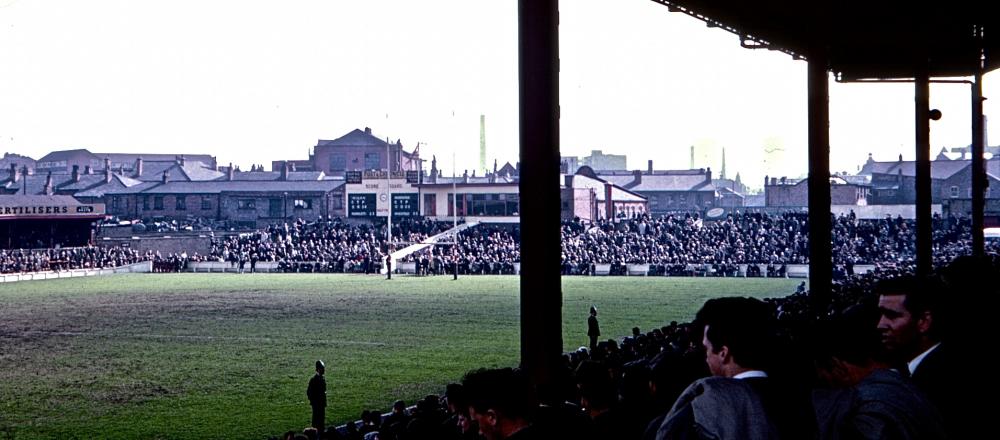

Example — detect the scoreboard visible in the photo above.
[391,193,419,217]
[348,193,377,217]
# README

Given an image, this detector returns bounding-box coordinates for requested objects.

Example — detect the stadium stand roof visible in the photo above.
[651,1,1000,79]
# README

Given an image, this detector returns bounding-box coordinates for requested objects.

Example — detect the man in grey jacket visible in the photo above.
[655,297,812,440]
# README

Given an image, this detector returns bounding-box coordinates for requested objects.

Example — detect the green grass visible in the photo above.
[0,274,798,439]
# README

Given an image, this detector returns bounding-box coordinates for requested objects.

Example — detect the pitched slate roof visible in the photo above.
[0,194,88,206]
[315,128,417,159]
[223,171,327,181]
[98,153,216,167]
[601,173,715,192]
[317,128,388,148]
[54,174,109,192]
[73,174,150,197]
[860,158,969,179]
[131,161,224,182]
[135,180,344,195]
[36,148,97,162]
[567,173,646,202]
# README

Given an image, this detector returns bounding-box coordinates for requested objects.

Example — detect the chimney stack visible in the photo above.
[632,169,642,186]
[162,170,169,184]
[72,165,80,183]
[134,157,143,178]
[104,157,111,172]
[44,172,53,195]
[179,155,186,167]
[705,166,712,182]
[604,182,614,220]
[365,127,372,135]
[8,163,17,183]
[227,163,235,181]
[104,166,112,183]
[280,161,289,181]
[648,160,653,174]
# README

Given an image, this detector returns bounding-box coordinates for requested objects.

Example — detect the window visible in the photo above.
[268,198,283,217]
[154,196,164,210]
[142,196,150,210]
[329,154,347,172]
[332,191,344,209]
[238,199,256,210]
[294,199,313,210]
[111,197,119,210]
[950,186,959,198]
[201,196,212,210]
[176,196,187,210]
[365,152,380,170]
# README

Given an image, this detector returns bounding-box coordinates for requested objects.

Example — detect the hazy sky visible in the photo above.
[2,0,997,190]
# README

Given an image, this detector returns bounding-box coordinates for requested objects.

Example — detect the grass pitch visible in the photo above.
[0,274,798,439]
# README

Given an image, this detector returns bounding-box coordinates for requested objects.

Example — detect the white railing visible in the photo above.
[0,261,153,283]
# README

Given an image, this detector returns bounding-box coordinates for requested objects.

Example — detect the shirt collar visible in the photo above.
[908,342,941,375]
[733,370,768,379]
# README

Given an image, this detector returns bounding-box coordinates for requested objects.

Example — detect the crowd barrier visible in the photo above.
[0,261,153,283]
[0,261,875,280]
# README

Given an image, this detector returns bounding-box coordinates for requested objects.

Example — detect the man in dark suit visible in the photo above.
[587,306,600,351]
[307,360,327,430]
[813,304,945,440]
[876,274,968,438]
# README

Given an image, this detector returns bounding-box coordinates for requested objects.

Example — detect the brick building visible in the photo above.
[598,165,717,214]
[562,167,647,222]
[764,175,870,207]
[275,127,422,176]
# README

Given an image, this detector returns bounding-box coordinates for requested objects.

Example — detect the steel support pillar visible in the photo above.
[808,54,832,313]
[972,71,986,257]
[518,0,562,388]
[915,71,932,276]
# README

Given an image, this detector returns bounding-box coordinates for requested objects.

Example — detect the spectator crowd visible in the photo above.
[0,246,155,274]
[5,211,997,277]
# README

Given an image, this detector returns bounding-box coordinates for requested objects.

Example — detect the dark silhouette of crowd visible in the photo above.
[277,254,994,439]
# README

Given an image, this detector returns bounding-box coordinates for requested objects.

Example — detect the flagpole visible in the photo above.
[386,137,392,254]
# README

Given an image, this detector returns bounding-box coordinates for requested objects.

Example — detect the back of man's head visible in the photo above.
[461,367,534,422]
[810,304,884,374]
[695,297,777,371]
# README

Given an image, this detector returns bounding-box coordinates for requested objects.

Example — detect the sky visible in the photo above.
[1,0,997,191]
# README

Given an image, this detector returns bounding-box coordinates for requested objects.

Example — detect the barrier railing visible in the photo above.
[0,261,153,283]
